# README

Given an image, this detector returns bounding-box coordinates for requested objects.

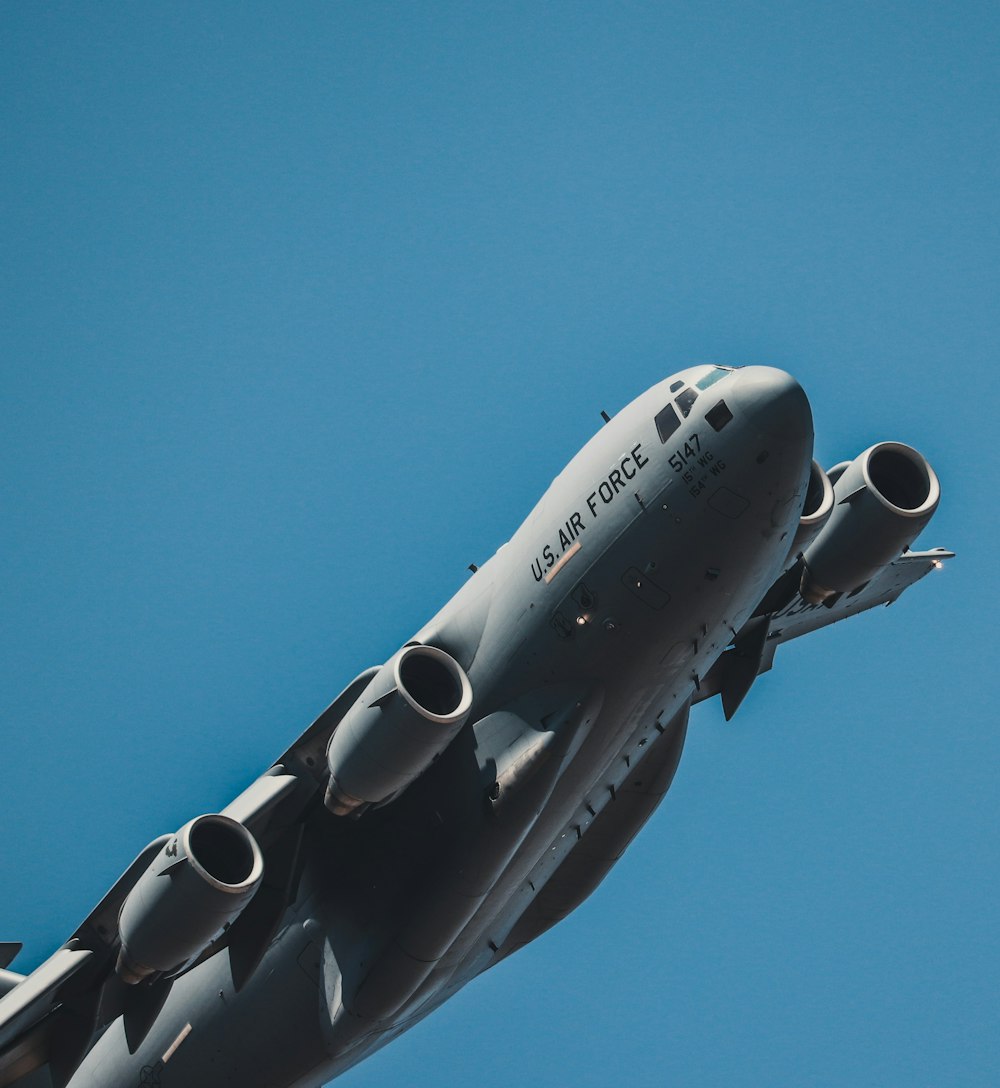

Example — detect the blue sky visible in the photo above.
[2,3,997,1086]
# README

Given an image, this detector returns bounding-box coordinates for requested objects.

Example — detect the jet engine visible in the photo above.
[324,644,473,816]
[783,460,835,566]
[799,442,940,604]
[115,814,263,984]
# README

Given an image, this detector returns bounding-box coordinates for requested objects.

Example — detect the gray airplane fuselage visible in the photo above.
[67,366,814,1088]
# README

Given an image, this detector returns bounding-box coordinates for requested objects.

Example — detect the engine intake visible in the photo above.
[116,814,263,984]
[325,644,473,816]
[783,460,835,567]
[800,441,939,604]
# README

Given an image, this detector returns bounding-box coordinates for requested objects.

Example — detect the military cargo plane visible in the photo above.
[0,365,950,1087]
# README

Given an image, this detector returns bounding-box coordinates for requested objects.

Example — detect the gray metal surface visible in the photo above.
[0,366,950,1088]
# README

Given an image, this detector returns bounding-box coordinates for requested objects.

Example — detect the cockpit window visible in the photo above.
[655,403,680,443]
[669,380,684,393]
[674,387,698,418]
[706,399,733,431]
[696,367,732,391]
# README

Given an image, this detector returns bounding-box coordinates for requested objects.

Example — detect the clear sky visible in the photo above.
[2,3,997,1086]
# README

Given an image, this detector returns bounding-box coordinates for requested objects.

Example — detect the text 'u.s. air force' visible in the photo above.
[530,443,649,583]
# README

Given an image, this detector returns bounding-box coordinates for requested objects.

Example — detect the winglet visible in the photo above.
[0,945,21,971]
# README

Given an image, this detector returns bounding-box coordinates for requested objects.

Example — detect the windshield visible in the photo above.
[695,366,732,391]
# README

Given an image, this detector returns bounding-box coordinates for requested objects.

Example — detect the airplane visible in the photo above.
[0,365,951,1088]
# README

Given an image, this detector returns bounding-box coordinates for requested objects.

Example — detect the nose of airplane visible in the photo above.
[729,366,812,443]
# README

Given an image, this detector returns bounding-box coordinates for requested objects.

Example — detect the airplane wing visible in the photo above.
[697,547,954,715]
[0,667,379,1088]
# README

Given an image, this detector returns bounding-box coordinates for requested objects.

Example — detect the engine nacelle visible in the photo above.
[800,442,940,604]
[324,644,473,816]
[116,814,263,984]
[783,460,835,567]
